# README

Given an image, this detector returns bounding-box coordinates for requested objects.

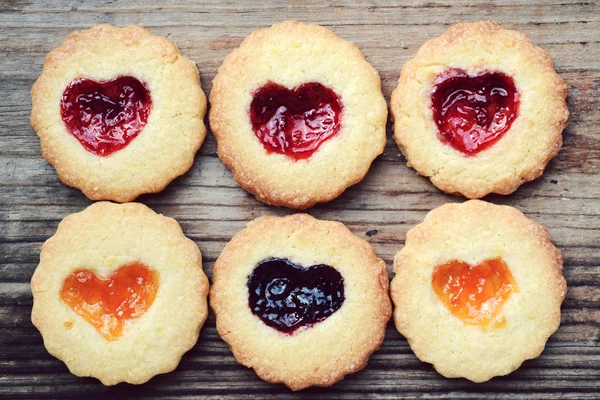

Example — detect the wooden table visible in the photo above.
[1,1,599,398]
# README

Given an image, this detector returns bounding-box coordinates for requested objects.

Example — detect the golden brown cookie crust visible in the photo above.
[31,202,210,385]
[209,20,387,209]
[390,200,566,382]
[210,214,391,390]
[31,24,207,202]
[390,21,569,198]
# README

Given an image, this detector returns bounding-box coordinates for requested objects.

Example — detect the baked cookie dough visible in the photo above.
[391,200,566,382]
[31,202,209,385]
[210,214,391,390]
[390,21,569,198]
[31,24,207,202]
[210,20,387,209]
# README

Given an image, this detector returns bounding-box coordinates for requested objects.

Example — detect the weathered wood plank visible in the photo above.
[1,2,598,28]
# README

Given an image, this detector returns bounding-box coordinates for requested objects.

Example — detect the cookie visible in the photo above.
[31,202,209,385]
[209,20,387,209]
[390,21,569,198]
[390,200,566,382]
[210,214,391,390]
[31,24,207,202]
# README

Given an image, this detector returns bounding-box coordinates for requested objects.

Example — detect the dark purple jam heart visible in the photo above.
[247,258,345,334]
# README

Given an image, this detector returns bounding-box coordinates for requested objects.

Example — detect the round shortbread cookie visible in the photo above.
[31,24,207,202]
[210,214,391,390]
[31,202,209,385]
[209,20,387,209]
[390,200,566,382]
[390,21,569,198]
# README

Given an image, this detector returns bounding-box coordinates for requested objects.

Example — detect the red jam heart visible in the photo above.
[249,82,343,160]
[431,69,519,156]
[247,258,345,334]
[431,258,517,328]
[60,263,159,340]
[60,76,152,157]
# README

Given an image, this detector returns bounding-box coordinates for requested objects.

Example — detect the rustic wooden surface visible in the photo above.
[1,1,599,398]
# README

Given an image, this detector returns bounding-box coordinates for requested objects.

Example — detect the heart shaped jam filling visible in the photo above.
[247,258,345,333]
[431,69,519,156]
[249,82,343,160]
[431,258,517,328]
[60,262,159,340]
[60,76,152,157]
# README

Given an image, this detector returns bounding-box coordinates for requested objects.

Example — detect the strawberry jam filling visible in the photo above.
[247,258,345,334]
[431,69,519,155]
[431,257,517,328]
[60,76,152,156]
[60,262,159,340]
[249,82,343,160]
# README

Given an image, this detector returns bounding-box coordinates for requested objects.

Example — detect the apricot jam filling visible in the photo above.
[431,69,519,156]
[60,262,159,340]
[249,82,343,160]
[431,257,517,328]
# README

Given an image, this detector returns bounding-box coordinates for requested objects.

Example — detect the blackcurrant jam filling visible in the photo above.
[247,258,345,334]
[431,69,519,156]
[249,82,343,160]
[60,76,152,157]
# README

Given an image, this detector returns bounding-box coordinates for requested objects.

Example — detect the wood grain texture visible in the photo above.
[1,0,599,398]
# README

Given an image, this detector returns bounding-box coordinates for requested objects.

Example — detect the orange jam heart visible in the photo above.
[431,258,517,328]
[60,262,159,341]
